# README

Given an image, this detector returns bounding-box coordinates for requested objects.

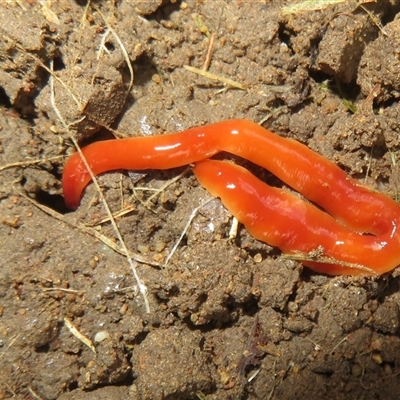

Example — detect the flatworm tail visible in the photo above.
[193,159,400,276]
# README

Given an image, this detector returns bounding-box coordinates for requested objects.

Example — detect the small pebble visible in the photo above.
[94,331,111,343]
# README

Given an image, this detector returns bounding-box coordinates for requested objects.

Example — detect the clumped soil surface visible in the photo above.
[2,1,400,399]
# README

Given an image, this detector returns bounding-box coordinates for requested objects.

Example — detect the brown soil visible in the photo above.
[2,1,400,399]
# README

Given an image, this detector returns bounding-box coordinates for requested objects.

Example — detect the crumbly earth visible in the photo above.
[1,1,400,399]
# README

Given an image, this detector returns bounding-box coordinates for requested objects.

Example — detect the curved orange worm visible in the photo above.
[62,119,400,276]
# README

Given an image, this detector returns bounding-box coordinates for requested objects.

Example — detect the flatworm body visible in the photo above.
[62,119,400,276]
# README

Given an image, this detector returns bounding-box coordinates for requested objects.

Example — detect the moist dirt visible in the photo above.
[1,1,400,399]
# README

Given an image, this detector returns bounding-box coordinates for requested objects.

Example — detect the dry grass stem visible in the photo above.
[0,155,64,171]
[164,197,215,267]
[64,317,96,353]
[184,65,247,91]
[281,0,347,14]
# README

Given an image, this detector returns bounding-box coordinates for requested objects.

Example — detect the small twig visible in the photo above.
[359,83,381,116]
[247,369,260,383]
[0,334,19,360]
[143,167,191,207]
[364,146,374,185]
[40,0,60,25]
[304,337,322,352]
[202,33,215,71]
[27,386,44,400]
[95,8,134,96]
[389,150,399,202]
[330,335,349,354]
[86,204,136,226]
[64,317,96,353]
[42,287,86,294]
[260,85,293,94]
[184,65,247,91]
[228,217,239,239]
[0,333,19,397]
[358,3,387,36]
[1,380,16,398]
[164,197,215,267]
[0,155,64,171]
[281,0,346,14]
[80,0,92,25]
[281,248,376,274]
[14,0,27,11]
[96,29,112,58]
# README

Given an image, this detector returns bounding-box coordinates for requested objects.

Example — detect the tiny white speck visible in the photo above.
[139,116,152,136]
